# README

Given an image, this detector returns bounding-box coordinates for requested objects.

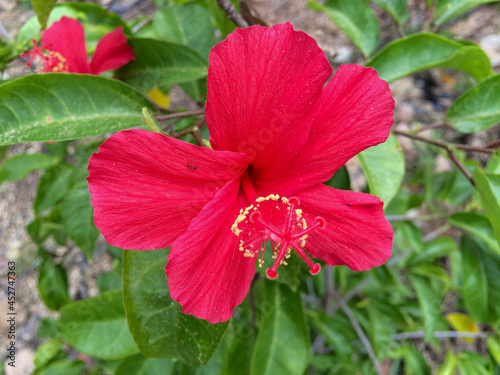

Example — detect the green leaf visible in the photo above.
[357,133,404,205]
[35,164,73,215]
[406,236,457,266]
[309,0,380,56]
[38,256,71,311]
[154,3,217,60]
[461,236,500,324]
[473,167,500,249]
[59,290,139,360]
[116,354,176,375]
[456,352,490,375]
[0,74,153,145]
[31,0,57,29]
[433,0,500,25]
[250,282,310,375]
[0,154,59,184]
[449,213,500,256]
[38,359,86,375]
[308,311,356,360]
[436,350,457,375]
[366,33,492,83]
[61,168,98,260]
[447,74,500,133]
[487,337,500,367]
[34,338,63,369]
[122,249,228,367]
[371,0,409,24]
[408,274,441,341]
[116,39,208,93]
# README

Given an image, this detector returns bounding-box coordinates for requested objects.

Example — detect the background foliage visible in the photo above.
[1,0,500,374]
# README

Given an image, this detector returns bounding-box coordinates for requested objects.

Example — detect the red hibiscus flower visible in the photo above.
[21,16,134,74]
[87,23,394,324]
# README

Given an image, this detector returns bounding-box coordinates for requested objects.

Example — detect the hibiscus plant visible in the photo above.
[1,1,500,374]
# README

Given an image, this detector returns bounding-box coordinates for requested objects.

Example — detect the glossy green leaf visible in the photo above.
[33,338,63,369]
[406,237,457,266]
[408,274,441,341]
[0,74,152,145]
[433,0,500,25]
[487,337,500,366]
[61,168,98,260]
[367,33,492,82]
[308,311,355,359]
[456,352,490,375]
[122,249,228,367]
[27,207,67,246]
[31,0,57,29]
[38,359,86,375]
[116,39,208,93]
[250,282,310,375]
[449,213,500,256]
[436,350,457,375]
[116,354,176,375]
[35,164,73,215]
[308,0,380,56]
[59,290,139,360]
[38,256,71,311]
[447,74,500,133]
[461,236,500,324]
[357,133,404,205]
[154,3,217,60]
[473,167,500,248]
[0,154,59,184]
[371,0,409,24]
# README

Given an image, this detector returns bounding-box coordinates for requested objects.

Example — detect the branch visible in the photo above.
[216,0,249,28]
[392,129,487,185]
[156,109,205,121]
[338,298,383,375]
[392,129,496,154]
[170,116,206,139]
[393,331,488,341]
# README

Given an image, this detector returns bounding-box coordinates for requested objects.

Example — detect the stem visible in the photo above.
[338,298,383,375]
[392,129,496,154]
[447,149,473,184]
[216,0,249,28]
[170,116,206,138]
[393,331,488,341]
[156,109,205,121]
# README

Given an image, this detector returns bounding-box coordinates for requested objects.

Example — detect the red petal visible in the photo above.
[87,129,250,250]
[90,27,135,74]
[206,23,332,185]
[280,65,394,192]
[295,184,393,271]
[166,177,255,323]
[41,17,91,74]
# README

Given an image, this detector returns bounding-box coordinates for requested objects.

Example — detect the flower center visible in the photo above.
[231,194,325,279]
[21,40,69,73]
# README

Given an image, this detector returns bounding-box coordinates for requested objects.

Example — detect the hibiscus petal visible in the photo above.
[295,184,393,271]
[206,23,332,185]
[280,64,395,192]
[88,129,249,250]
[166,177,255,324]
[90,27,135,75]
[41,17,91,74]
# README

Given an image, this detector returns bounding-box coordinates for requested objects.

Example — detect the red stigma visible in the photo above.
[232,194,324,279]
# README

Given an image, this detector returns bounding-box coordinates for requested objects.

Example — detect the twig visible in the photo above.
[447,149,473,184]
[171,116,206,139]
[392,129,496,154]
[216,0,249,28]
[156,109,205,121]
[393,331,488,341]
[338,297,383,375]
[0,20,12,41]
[414,122,448,133]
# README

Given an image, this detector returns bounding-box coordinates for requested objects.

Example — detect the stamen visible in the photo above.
[231,194,326,279]
[21,39,48,67]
